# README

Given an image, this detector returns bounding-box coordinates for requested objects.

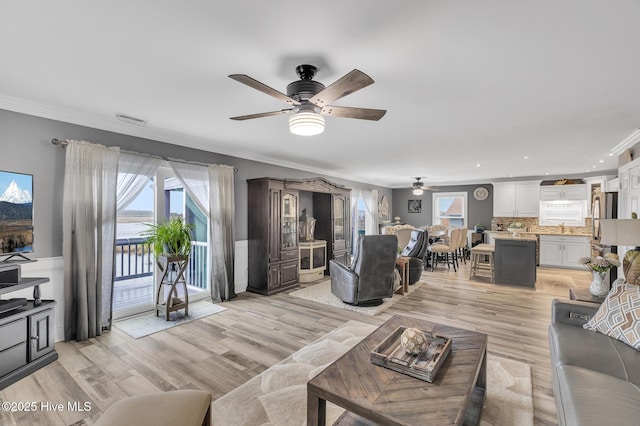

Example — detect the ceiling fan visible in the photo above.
[411,177,438,195]
[228,64,386,136]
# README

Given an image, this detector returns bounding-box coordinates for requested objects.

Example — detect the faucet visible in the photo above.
[559,223,565,233]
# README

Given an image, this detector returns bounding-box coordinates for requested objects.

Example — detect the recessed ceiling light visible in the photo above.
[608,153,614,156]
[545,172,550,175]
[599,160,604,163]
[476,163,481,167]
[510,174,514,178]
[523,156,529,159]
[592,165,597,168]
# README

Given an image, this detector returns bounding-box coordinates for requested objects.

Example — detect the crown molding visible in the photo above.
[0,95,389,188]
[610,129,640,156]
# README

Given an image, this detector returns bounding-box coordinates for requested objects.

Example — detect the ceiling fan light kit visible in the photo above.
[229,64,386,136]
[289,110,325,136]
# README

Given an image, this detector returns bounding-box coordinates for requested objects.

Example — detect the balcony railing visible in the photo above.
[186,241,208,289]
[114,238,208,289]
[115,238,153,281]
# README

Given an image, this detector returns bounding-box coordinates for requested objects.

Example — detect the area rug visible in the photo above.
[113,300,227,339]
[211,320,533,426]
[288,279,423,316]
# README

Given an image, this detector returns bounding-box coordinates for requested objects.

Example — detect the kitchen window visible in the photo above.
[433,192,468,228]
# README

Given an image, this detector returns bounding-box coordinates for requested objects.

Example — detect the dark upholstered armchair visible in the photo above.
[400,229,428,285]
[330,235,398,306]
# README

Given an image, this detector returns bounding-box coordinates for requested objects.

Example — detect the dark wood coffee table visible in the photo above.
[307,314,488,425]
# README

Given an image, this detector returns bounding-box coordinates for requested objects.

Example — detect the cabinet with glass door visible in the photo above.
[247,178,300,295]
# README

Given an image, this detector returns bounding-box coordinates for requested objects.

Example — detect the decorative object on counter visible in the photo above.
[578,253,620,297]
[553,179,578,185]
[394,216,401,223]
[298,208,316,241]
[599,219,640,286]
[507,221,525,237]
[400,327,428,355]
[496,223,503,231]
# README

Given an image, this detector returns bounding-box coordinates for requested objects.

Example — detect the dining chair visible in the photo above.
[428,228,461,271]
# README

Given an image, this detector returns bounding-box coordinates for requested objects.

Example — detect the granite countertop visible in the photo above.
[493,234,537,241]
[489,230,591,237]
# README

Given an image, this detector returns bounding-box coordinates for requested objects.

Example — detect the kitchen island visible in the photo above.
[494,234,537,288]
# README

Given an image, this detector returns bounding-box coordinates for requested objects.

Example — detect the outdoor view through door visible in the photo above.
[113,171,209,318]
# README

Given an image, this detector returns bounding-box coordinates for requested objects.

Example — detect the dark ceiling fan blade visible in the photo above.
[229,74,301,106]
[308,69,374,106]
[321,105,386,121]
[230,109,294,121]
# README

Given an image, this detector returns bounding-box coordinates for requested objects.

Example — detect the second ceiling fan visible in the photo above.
[229,64,386,136]
[411,177,438,195]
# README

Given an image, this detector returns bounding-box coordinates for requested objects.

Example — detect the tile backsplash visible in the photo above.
[491,217,592,235]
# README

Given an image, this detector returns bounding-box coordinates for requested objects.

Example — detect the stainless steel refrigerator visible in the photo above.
[592,191,618,283]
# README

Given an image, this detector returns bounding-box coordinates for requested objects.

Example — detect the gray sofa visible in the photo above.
[548,299,640,425]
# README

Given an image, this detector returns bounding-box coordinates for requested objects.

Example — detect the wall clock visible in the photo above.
[473,187,489,201]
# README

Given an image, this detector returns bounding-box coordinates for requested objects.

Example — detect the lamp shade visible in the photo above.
[599,219,640,246]
[289,111,325,136]
[412,188,423,196]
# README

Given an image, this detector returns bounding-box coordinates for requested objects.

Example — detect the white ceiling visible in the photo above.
[1,1,639,188]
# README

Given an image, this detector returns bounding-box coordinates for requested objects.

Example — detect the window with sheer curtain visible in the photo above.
[432,192,467,228]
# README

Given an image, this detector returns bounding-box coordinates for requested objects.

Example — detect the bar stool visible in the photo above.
[469,243,495,283]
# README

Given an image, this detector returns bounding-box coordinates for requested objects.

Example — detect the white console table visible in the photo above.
[298,240,327,283]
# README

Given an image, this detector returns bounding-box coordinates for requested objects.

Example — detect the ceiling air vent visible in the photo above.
[116,113,148,127]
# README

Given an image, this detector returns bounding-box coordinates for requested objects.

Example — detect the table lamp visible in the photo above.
[600,219,640,285]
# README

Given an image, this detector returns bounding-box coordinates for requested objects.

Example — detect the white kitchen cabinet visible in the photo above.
[539,235,590,269]
[486,231,497,245]
[492,180,541,217]
[539,184,587,201]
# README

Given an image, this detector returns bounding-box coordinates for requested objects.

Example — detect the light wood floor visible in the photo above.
[0,262,593,426]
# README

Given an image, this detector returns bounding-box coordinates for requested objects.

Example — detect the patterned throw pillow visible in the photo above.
[583,281,640,350]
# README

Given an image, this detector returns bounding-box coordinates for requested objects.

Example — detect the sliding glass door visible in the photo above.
[113,177,155,318]
[113,166,210,319]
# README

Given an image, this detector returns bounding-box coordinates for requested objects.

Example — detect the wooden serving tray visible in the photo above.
[370,326,452,383]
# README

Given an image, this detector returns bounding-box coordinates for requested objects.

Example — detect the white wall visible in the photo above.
[234,240,248,293]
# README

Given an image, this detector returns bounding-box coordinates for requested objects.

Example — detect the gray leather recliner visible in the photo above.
[400,229,428,284]
[330,234,398,306]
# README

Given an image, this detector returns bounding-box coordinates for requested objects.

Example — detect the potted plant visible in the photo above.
[142,217,194,258]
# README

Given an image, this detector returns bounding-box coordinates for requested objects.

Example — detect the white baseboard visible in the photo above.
[235,240,248,293]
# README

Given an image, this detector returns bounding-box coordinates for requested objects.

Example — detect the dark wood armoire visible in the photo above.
[247,177,351,295]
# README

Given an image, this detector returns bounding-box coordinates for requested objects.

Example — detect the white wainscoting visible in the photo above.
[12,257,65,342]
[6,244,248,342]
[234,240,248,293]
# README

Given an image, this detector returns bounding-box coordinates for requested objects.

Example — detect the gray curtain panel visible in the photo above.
[62,140,119,341]
[209,164,236,301]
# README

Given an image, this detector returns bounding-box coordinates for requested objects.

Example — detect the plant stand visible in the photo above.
[155,254,189,321]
